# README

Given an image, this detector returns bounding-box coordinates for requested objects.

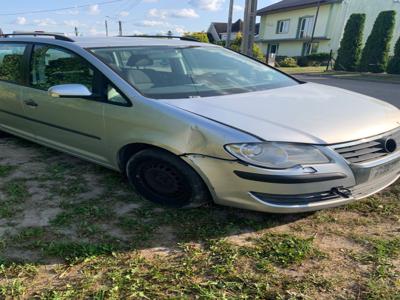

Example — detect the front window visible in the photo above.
[90,46,297,99]
[30,45,94,91]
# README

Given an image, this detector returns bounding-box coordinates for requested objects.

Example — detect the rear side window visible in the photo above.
[0,43,27,84]
[30,45,94,91]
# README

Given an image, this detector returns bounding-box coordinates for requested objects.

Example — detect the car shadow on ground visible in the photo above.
[0,136,311,264]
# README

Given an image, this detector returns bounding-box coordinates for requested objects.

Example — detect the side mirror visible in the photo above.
[48,84,92,98]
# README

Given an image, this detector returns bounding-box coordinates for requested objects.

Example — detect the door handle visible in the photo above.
[24,99,38,107]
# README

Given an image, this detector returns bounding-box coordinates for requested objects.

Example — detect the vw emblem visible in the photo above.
[384,138,397,153]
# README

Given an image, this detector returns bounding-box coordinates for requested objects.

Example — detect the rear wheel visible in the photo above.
[126,149,210,208]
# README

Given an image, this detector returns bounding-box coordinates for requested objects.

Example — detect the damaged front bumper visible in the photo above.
[182,150,400,214]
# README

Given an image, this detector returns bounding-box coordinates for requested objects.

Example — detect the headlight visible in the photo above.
[225,142,330,169]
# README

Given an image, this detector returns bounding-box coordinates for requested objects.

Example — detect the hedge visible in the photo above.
[335,14,366,71]
[359,10,396,73]
[387,37,400,74]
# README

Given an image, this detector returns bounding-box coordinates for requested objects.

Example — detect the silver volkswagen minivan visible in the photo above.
[0,33,399,213]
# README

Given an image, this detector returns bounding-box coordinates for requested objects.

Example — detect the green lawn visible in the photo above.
[278,66,327,74]
[0,136,399,299]
[324,71,400,84]
[279,67,400,84]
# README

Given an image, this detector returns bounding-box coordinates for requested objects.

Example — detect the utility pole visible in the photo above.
[118,20,123,36]
[226,0,234,48]
[309,0,321,54]
[105,20,109,37]
[74,26,79,37]
[241,0,258,56]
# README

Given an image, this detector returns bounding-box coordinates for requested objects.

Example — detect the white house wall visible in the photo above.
[329,0,400,54]
[259,5,333,43]
[257,0,400,57]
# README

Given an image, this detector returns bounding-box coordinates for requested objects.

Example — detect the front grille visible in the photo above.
[334,129,400,164]
[335,140,387,163]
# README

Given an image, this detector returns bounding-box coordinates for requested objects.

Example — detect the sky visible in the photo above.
[0,0,279,37]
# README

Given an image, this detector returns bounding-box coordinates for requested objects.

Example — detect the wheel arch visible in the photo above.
[117,142,215,202]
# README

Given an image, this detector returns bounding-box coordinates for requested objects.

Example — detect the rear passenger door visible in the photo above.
[0,43,35,139]
[21,44,107,164]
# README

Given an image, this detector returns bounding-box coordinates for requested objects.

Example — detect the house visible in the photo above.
[207,19,260,43]
[207,19,244,43]
[256,0,400,57]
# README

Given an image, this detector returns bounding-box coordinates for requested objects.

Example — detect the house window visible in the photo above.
[311,42,319,54]
[302,43,311,56]
[276,20,290,34]
[301,42,319,56]
[298,16,314,39]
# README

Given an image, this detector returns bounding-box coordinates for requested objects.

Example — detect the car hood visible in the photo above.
[160,83,400,145]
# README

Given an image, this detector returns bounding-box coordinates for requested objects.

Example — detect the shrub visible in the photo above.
[307,53,331,61]
[279,57,298,67]
[297,56,310,67]
[296,53,331,67]
[387,37,400,74]
[229,33,265,61]
[335,14,366,71]
[359,11,396,73]
[184,32,209,43]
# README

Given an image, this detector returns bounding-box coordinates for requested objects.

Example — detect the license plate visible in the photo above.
[369,159,400,181]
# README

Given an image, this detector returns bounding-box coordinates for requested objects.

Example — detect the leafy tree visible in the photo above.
[387,37,400,74]
[229,33,264,61]
[335,14,366,71]
[359,11,396,73]
[184,32,210,43]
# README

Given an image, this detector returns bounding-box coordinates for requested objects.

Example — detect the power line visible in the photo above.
[0,0,126,16]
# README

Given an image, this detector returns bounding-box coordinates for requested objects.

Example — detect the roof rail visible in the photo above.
[2,32,74,42]
[122,35,200,42]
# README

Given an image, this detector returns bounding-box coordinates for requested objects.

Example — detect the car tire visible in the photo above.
[126,149,210,208]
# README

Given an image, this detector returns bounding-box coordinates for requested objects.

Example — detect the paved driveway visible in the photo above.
[294,74,400,108]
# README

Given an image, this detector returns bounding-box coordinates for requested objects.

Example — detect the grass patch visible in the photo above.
[0,181,29,218]
[345,195,400,219]
[0,136,399,299]
[246,233,319,267]
[42,241,116,262]
[0,165,16,177]
[50,199,111,227]
[350,236,400,299]
[3,181,29,202]
[278,66,326,74]
[50,177,89,197]
[11,227,45,242]
[353,236,400,264]
[0,279,27,298]
[326,71,400,84]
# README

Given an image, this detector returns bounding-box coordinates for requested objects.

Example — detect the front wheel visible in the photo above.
[126,149,210,208]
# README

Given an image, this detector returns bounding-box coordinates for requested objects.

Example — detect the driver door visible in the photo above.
[21,44,107,164]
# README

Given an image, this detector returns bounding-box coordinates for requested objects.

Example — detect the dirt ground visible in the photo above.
[0,136,399,299]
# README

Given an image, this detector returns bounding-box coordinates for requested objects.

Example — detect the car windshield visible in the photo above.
[90,46,298,99]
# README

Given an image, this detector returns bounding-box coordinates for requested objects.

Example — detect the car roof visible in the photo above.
[0,36,213,49]
[74,37,212,48]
